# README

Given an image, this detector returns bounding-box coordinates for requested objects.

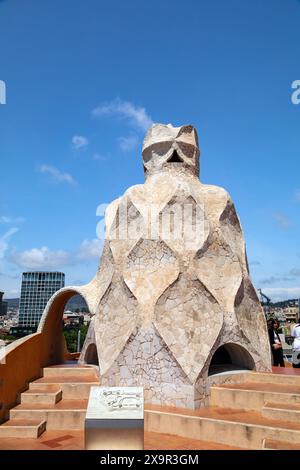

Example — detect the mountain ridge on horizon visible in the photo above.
[4,295,88,310]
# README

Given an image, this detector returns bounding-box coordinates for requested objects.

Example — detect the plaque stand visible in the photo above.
[85,386,144,450]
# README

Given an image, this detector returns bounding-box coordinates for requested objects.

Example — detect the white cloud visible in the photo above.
[92,98,153,132]
[0,228,19,259]
[11,246,69,269]
[0,216,25,224]
[72,135,89,150]
[6,289,20,298]
[77,239,103,261]
[272,212,291,229]
[263,287,300,302]
[118,134,139,152]
[39,165,76,185]
[9,238,103,271]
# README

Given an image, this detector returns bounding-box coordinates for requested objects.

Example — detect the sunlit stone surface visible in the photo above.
[64,123,270,408]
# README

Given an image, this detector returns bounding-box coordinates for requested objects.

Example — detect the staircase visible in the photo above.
[1,368,300,449]
[0,364,99,438]
[145,371,300,450]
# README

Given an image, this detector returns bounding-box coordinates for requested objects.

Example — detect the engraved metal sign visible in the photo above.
[86,386,144,420]
[102,389,142,411]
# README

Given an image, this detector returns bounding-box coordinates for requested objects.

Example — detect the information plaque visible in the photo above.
[85,386,144,450]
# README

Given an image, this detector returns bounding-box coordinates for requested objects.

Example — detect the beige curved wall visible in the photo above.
[0,333,42,422]
[38,286,91,366]
[38,289,74,366]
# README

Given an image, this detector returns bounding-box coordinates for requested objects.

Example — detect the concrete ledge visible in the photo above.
[210,384,300,410]
[145,408,300,450]
[262,402,300,423]
[21,389,62,405]
[247,371,300,385]
[10,408,86,430]
[0,419,46,438]
[29,381,99,399]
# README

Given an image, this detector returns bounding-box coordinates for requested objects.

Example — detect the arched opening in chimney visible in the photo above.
[208,343,255,376]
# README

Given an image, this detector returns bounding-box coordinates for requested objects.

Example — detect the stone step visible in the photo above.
[247,371,300,386]
[0,419,46,438]
[262,402,300,423]
[210,382,300,411]
[9,399,88,430]
[145,405,300,450]
[30,377,100,399]
[21,389,62,405]
[43,366,97,380]
[28,383,61,392]
[263,438,300,450]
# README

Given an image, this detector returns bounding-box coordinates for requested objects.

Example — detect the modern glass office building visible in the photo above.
[18,272,65,327]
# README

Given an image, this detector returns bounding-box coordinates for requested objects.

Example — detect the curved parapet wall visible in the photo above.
[0,333,42,423]
[0,285,97,421]
[38,286,96,366]
[0,285,94,422]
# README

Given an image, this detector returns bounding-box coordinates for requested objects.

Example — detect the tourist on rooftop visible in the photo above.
[268,319,285,367]
[292,318,300,369]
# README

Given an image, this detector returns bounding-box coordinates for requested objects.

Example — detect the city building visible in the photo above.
[270,300,299,323]
[0,291,8,316]
[1,301,8,317]
[63,311,84,328]
[18,272,65,327]
[285,305,298,323]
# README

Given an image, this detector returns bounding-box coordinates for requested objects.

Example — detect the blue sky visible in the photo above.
[0,0,300,301]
